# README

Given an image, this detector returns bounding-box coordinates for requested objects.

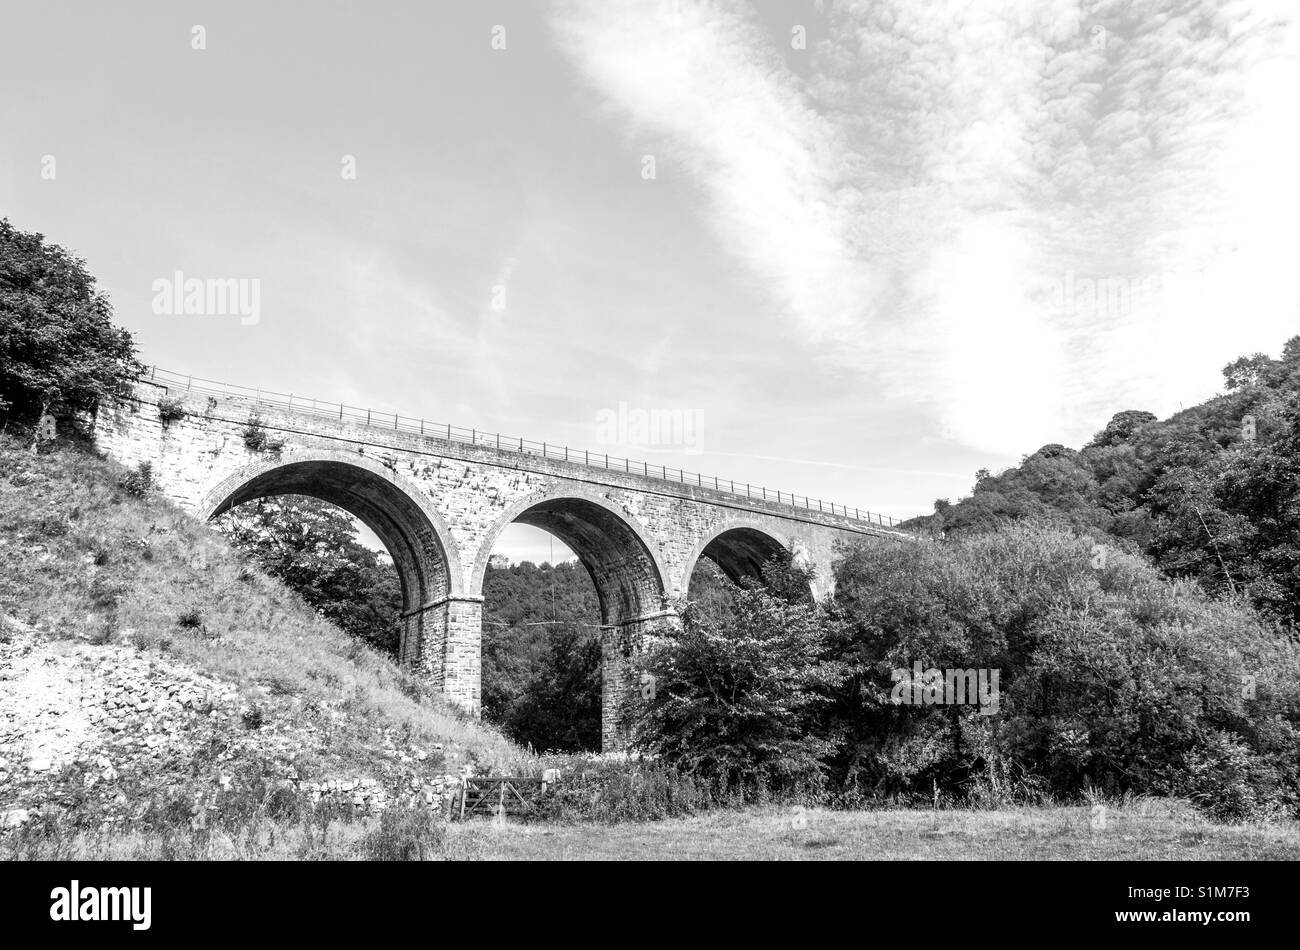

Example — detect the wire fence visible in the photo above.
[145,366,911,531]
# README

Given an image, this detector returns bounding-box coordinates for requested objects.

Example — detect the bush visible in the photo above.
[828,523,1300,819]
[176,607,204,630]
[157,396,186,426]
[242,416,283,455]
[362,806,447,860]
[531,760,725,823]
[117,461,153,497]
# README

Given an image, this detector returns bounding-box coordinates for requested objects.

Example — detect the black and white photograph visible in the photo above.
[0,0,1296,923]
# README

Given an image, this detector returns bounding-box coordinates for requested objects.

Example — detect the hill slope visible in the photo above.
[0,432,530,835]
[904,338,1300,627]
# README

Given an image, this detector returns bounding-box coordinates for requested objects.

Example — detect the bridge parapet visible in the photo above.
[139,367,913,541]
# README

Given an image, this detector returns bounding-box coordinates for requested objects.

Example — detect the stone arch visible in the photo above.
[473,486,672,751]
[199,449,462,672]
[681,518,795,597]
[471,486,670,624]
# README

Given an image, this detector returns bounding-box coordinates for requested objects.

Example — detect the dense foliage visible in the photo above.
[480,561,603,752]
[214,496,403,655]
[908,339,1300,629]
[0,219,141,422]
[628,559,841,795]
[630,527,1300,820]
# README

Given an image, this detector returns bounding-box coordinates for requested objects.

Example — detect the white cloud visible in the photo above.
[550,0,1298,457]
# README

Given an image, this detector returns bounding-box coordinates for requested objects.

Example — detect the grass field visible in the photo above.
[8,800,1298,861]
[450,802,1300,861]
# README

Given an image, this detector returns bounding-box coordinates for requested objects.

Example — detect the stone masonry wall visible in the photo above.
[93,381,912,749]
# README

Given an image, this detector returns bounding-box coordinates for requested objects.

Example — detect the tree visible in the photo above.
[628,573,844,794]
[1222,353,1274,391]
[214,496,403,654]
[0,219,142,422]
[1088,410,1157,448]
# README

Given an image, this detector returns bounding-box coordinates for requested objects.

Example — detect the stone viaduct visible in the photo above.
[93,369,913,750]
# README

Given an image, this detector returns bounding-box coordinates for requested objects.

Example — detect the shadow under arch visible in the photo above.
[682,519,794,597]
[199,450,462,666]
[471,487,670,626]
[473,487,672,751]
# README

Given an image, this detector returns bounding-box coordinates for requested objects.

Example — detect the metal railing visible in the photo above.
[145,366,909,531]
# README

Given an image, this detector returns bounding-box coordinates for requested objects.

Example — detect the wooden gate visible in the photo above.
[454,777,549,820]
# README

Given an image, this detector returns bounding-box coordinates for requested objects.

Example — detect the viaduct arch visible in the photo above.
[94,375,914,750]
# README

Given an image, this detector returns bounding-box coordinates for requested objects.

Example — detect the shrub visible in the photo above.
[118,461,153,497]
[531,760,725,823]
[241,705,265,730]
[242,416,283,455]
[362,806,447,860]
[157,395,186,426]
[828,522,1300,819]
[176,607,204,630]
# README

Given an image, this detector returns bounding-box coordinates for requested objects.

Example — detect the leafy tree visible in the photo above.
[628,565,844,794]
[214,495,403,654]
[1222,353,1274,391]
[1088,410,1157,448]
[0,218,142,422]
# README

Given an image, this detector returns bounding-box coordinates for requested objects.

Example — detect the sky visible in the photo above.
[2,0,1297,564]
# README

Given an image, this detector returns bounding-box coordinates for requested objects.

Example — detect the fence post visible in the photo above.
[395,412,399,429]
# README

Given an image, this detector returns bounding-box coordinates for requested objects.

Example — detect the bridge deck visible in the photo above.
[141,367,914,539]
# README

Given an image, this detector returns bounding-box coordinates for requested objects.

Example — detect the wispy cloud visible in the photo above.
[547,0,1299,456]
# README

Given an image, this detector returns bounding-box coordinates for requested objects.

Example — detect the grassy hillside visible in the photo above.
[0,431,533,848]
